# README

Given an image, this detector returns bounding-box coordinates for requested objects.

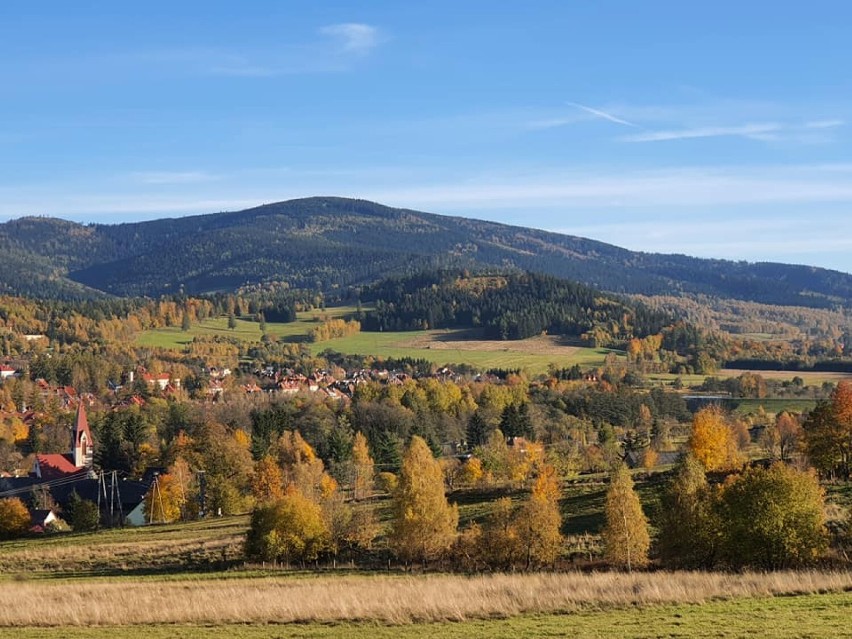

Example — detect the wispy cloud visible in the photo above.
[621,123,782,142]
[805,119,845,129]
[320,23,380,54]
[567,102,638,127]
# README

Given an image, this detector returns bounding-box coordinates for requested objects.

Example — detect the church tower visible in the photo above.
[71,401,93,469]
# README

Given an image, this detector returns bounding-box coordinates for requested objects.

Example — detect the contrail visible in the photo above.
[568,102,638,127]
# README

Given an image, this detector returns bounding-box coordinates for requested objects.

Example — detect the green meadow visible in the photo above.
[136,309,617,374]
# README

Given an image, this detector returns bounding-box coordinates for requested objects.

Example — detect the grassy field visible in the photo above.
[1,480,850,637]
[0,570,849,631]
[136,309,618,374]
[135,307,359,350]
[4,593,850,638]
[648,369,852,387]
[311,330,616,374]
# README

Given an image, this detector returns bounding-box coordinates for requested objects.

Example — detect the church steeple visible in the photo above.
[71,401,93,468]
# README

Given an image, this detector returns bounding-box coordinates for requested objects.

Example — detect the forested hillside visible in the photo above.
[1,197,851,306]
[360,270,673,343]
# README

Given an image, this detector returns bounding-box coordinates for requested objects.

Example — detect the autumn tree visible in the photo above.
[803,381,852,479]
[244,489,329,565]
[351,432,374,501]
[143,473,184,523]
[515,463,563,568]
[602,464,650,571]
[776,411,802,462]
[389,436,459,565]
[0,497,30,539]
[657,454,718,568]
[251,455,284,504]
[717,463,828,568]
[688,406,742,471]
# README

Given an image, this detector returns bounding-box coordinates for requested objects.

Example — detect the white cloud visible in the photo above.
[621,123,782,143]
[805,119,845,129]
[320,23,380,54]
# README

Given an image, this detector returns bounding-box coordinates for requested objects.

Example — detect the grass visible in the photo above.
[0,570,849,629]
[3,593,851,638]
[135,307,360,350]
[311,330,615,374]
[136,308,617,374]
[0,515,249,577]
[730,397,819,416]
[648,369,852,387]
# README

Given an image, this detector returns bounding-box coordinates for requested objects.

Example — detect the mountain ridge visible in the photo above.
[1,196,850,307]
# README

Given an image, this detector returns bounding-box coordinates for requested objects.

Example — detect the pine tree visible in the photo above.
[389,436,458,565]
[602,464,650,571]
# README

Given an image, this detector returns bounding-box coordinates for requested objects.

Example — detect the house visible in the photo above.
[33,402,94,480]
[49,477,151,527]
[29,509,58,531]
[142,372,180,391]
[0,365,17,380]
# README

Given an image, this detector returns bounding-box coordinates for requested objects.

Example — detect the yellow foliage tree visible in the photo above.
[515,464,563,568]
[244,488,329,565]
[602,465,650,571]
[143,473,184,523]
[389,436,459,565]
[0,497,30,539]
[251,455,284,504]
[458,456,484,486]
[688,406,742,471]
[351,432,374,501]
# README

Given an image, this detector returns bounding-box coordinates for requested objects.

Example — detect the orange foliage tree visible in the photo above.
[688,406,742,471]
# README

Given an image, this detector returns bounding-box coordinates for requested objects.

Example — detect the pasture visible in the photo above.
[136,310,618,374]
[0,572,849,638]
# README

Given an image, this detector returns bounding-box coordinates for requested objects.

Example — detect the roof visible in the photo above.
[30,509,55,524]
[50,478,151,510]
[35,454,82,480]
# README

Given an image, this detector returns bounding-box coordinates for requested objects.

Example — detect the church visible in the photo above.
[33,402,95,480]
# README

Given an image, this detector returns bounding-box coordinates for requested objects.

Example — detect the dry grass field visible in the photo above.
[0,570,849,628]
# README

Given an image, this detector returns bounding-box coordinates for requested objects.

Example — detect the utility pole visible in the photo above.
[197,470,206,518]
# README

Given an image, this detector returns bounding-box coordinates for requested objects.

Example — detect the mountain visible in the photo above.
[1,196,850,307]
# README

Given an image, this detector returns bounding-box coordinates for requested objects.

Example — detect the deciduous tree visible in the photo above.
[251,455,284,504]
[688,406,742,471]
[657,454,718,568]
[244,489,329,565]
[351,432,374,501]
[0,497,30,539]
[803,381,852,479]
[717,463,828,568]
[389,436,458,565]
[515,464,563,568]
[602,465,649,571]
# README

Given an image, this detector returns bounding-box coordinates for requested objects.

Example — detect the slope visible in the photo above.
[0,197,849,307]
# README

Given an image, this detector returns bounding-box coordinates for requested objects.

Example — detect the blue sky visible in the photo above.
[2,1,852,273]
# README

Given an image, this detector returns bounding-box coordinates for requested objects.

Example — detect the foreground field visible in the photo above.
[3,593,850,639]
[0,570,849,630]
